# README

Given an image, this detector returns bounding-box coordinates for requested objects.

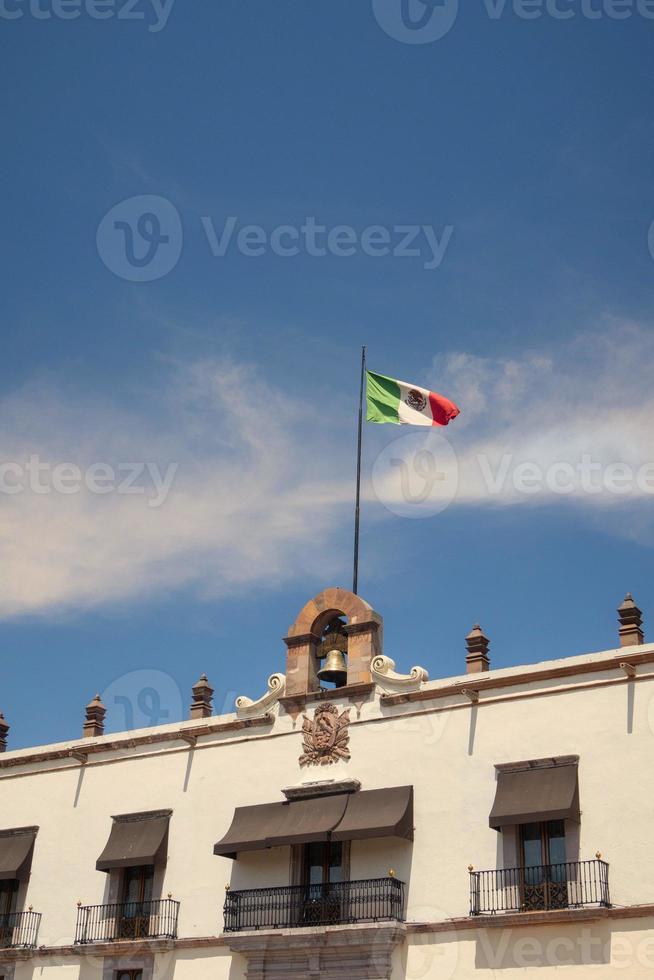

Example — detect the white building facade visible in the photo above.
[1,587,653,980]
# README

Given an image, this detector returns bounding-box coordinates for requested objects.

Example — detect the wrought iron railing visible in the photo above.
[0,910,41,948]
[469,859,610,915]
[223,877,406,932]
[74,898,180,944]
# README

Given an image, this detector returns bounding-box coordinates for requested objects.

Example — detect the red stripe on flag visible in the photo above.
[428,391,460,427]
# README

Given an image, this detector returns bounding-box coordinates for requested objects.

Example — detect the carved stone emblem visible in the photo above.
[405,388,427,412]
[299,703,351,767]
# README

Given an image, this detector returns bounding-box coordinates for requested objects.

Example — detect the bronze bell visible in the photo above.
[317,649,348,688]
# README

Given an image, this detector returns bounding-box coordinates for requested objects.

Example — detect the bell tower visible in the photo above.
[283,587,383,698]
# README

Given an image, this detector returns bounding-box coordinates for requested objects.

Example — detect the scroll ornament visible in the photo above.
[235,673,286,720]
[371,655,428,692]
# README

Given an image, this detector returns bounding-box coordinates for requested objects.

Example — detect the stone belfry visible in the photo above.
[283,587,383,697]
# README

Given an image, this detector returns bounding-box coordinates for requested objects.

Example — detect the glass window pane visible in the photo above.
[122,866,154,906]
[521,823,543,868]
[547,820,567,868]
[328,842,343,883]
[306,843,325,885]
[0,880,18,916]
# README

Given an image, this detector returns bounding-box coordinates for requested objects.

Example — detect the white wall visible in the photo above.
[395,918,654,978]
[1,646,653,975]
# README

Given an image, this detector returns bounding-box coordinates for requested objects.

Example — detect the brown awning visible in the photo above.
[214,794,349,859]
[489,759,580,830]
[96,810,171,872]
[214,786,414,859]
[0,827,38,881]
[332,786,413,842]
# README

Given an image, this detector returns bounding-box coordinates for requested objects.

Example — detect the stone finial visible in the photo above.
[190,673,214,720]
[0,713,9,753]
[466,624,490,673]
[83,694,106,739]
[618,593,644,647]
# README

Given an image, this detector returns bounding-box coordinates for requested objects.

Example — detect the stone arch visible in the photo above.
[287,587,380,638]
[284,588,383,697]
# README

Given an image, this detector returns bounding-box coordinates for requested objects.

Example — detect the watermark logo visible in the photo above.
[372,0,459,43]
[479,453,654,498]
[372,0,654,42]
[482,0,654,23]
[0,0,175,31]
[201,216,453,270]
[404,904,459,977]
[373,443,654,518]
[101,669,184,732]
[649,219,654,265]
[96,199,455,280]
[372,430,459,518]
[391,708,450,747]
[0,455,178,507]
[97,195,183,282]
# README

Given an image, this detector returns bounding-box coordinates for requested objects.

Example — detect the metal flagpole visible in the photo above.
[353,345,366,595]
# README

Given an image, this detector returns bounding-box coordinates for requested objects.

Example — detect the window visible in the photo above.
[303,842,344,887]
[121,865,154,906]
[520,820,566,869]
[296,842,348,925]
[519,820,568,910]
[116,972,142,980]
[117,866,154,940]
[0,879,18,945]
[0,880,18,918]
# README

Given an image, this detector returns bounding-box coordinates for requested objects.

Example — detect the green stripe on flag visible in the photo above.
[366,370,401,424]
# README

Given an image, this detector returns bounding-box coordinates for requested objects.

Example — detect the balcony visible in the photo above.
[469,859,611,916]
[0,910,42,949]
[223,877,406,933]
[74,898,180,944]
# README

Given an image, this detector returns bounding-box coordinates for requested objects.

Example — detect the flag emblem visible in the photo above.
[406,389,427,412]
[366,370,460,427]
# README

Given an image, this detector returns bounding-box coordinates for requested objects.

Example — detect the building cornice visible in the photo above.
[3,647,654,774]
[381,647,654,707]
[407,903,654,934]
[3,906,654,961]
[0,937,228,961]
[0,714,273,771]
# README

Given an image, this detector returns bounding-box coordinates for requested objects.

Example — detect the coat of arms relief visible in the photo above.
[299,703,351,767]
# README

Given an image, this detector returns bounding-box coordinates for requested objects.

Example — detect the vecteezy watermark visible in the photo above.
[0,455,178,508]
[404,904,459,978]
[372,435,654,518]
[97,195,183,281]
[479,454,654,497]
[372,0,654,44]
[483,0,654,21]
[101,669,184,732]
[0,0,175,30]
[473,926,654,969]
[372,0,459,43]
[372,431,459,518]
[201,216,453,270]
[96,195,454,282]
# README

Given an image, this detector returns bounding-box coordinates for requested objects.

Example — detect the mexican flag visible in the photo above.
[366,370,460,427]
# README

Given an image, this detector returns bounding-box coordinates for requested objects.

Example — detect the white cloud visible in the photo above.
[369,321,654,526]
[2,324,653,620]
[0,360,352,619]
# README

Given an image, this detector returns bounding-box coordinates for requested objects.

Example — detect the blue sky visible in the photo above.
[2,0,654,748]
